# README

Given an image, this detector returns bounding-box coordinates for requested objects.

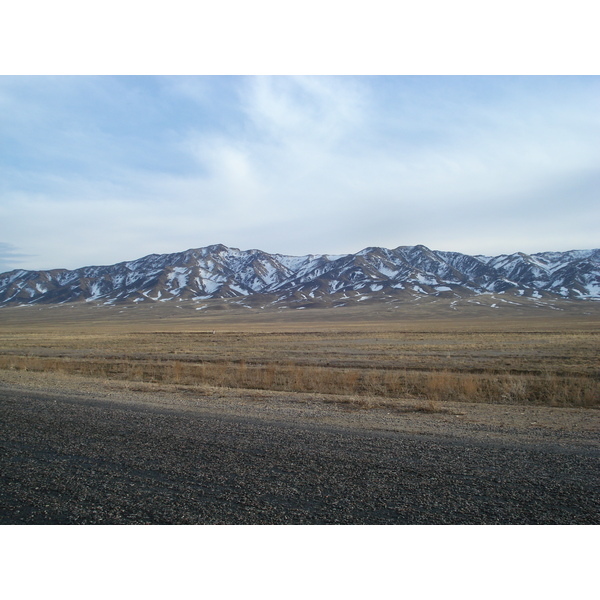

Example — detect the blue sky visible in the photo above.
[1,75,599,272]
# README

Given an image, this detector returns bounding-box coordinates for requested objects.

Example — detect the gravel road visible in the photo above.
[1,379,598,524]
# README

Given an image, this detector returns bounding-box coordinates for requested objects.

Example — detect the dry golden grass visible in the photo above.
[1,301,598,408]
[1,352,598,408]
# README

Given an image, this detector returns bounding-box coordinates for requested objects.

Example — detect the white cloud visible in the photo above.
[1,76,598,271]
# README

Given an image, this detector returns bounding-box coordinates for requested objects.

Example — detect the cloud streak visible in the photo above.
[0,76,598,271]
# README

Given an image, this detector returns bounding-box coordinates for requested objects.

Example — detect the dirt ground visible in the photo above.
[2,369,597,451]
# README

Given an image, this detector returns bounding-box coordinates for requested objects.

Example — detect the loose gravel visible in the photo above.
[1,371,598,524]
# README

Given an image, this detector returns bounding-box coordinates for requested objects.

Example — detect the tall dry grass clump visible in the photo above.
[0,354,598,408]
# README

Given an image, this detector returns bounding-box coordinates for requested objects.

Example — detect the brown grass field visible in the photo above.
[1,296,599,408]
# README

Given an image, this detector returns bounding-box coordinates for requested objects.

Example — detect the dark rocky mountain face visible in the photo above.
[1,244,598,307]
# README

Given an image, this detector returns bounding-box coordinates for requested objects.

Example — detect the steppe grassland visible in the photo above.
[1,302,599,408]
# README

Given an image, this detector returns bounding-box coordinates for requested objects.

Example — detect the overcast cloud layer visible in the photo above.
[1,75,598,272]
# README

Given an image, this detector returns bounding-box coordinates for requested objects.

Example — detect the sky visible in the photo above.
[1,74,598,272]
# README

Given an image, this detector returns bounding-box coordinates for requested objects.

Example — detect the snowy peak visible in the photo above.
[0,244,599,307]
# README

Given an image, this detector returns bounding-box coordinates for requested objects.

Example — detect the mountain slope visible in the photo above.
[1,244,599,307]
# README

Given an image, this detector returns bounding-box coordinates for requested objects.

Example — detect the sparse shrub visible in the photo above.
[501,376,528,403]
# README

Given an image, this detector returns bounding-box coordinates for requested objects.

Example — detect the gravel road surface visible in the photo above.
[1,379,598,524]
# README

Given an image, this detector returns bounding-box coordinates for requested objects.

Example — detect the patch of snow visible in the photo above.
[579,282,600,297]
[168,268,189,289]
[228,284,247,295]
[498,298,522,305]
[377,265,399,278]
[85,282,106,302]
[414,273,438,285]
[202,279,221,294]
[143,290,163,301]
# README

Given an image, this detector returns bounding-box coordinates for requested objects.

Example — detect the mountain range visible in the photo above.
[1,244,599,308]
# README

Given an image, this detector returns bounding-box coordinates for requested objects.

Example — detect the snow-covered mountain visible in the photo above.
[1,244,599,307]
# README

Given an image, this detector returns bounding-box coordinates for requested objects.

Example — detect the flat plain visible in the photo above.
[1,297,599,523]
[1,296,599,407]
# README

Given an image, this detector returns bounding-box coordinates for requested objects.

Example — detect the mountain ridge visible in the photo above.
[1,244,599,308]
